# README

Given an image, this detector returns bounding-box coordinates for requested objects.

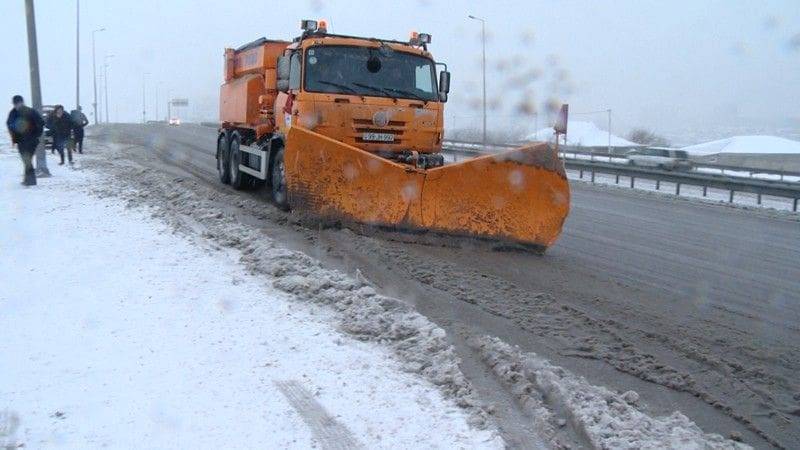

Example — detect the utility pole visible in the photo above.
[97,72,103,121]
[25,0,49,176]
[91,27,105,124]
[75,0,80,109]
[468,15,487,145]
[104,55,113,123]
[24,0,42,110]
[607,109,612,159]
[155,84,159,122]
[142,72,149,123]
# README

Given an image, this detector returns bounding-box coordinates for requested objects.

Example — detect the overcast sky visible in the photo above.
[2,0,798,140]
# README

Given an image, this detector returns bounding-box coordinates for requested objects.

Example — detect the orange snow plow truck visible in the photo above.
[216,20,570,250]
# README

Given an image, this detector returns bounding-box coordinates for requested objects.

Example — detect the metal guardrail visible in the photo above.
[567,159,800,211]
[442,140,800,211]
[443,140,800,181]
[189,131,799,210]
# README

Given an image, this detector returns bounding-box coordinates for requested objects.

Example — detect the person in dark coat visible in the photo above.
[70,106,89,154]
[46,104,74,165]
[6,95,44,186]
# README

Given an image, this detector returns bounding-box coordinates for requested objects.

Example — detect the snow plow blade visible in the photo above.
[284,126,570,249]
[420,146,570,248]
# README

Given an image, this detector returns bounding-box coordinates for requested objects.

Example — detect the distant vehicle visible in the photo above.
[626,148,692,170]
[40,105,56,150]
[169,117,181,126]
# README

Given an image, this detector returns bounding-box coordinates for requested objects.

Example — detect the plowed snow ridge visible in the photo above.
[82,140,749,449]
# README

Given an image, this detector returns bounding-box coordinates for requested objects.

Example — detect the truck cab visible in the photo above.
[274,23,450,168]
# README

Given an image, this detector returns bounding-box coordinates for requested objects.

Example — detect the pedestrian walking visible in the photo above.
[70,106,88,154]
[46,105,74,165]
[6,95,44,186]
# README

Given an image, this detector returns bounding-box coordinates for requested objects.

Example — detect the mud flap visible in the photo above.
[283,127,570,248]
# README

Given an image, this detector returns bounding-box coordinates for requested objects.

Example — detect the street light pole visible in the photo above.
[75,0,80,109]
[167,89,172,122]
[155,84,159,122]
[91,27,105,124]
[25,0,49,176]
[104,55,113,123]
[607,109,612,158]
[142,72,149,123]
[24,0,42,111]
[468,15,487,145]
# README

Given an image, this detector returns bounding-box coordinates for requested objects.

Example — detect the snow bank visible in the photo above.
[80,145,499,429]
[473,337,750,450]
[682,135,800,155]
[0,153,501,448]
[527,120,639,147]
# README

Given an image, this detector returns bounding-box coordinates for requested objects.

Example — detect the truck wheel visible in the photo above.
[229,136,247,190]
[271,147,289,210]
[217,134,230,184]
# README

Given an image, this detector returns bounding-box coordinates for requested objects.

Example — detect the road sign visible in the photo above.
[171,98,188,107]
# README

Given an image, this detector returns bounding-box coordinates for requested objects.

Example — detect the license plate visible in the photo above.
[362,132,395,142]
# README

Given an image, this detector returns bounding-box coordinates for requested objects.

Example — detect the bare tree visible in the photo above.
[627,128,671,147]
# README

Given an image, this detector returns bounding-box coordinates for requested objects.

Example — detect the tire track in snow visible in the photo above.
[275,380,363,450]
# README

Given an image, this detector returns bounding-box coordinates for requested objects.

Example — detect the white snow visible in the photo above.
[527,120,640,147]
[0,150,501,449]
[682,135,800,155]
[475,337,750,450]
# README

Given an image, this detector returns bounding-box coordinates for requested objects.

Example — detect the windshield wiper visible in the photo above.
[351,82,393,97]
[316,80,359,95]
[383,87,427,101]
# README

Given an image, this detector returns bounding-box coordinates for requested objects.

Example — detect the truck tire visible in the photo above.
[217,133,230,184]
[271,147,289,210]
[229,135,250,190]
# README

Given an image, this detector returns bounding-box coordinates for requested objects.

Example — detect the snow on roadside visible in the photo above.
[0,151,502,449]
[473,337,750,450]
[567,169,799,215]
[527,121,639,147]
[79,141,504,425]
[682,135,800,156]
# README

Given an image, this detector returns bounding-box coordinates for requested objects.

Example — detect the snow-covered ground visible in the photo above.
[474,337,750,450]
[683,135,800,155]
[0,134,755,449]
[693,166,800,183]
[527,121,639,147]
[0,149,501,449]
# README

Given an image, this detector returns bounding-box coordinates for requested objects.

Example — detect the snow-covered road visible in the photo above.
[0,132,759,449]
[0,151,501,449]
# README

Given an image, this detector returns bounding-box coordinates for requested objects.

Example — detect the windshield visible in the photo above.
[304,45,438,101]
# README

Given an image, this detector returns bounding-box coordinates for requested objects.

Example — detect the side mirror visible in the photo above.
[439,71,451,94]
[277,56,291,92]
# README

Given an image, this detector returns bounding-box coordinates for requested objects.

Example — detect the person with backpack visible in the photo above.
[6,95,45,186]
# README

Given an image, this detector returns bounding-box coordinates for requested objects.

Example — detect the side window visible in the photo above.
[289,52,301,90]
[415,65,433,93]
